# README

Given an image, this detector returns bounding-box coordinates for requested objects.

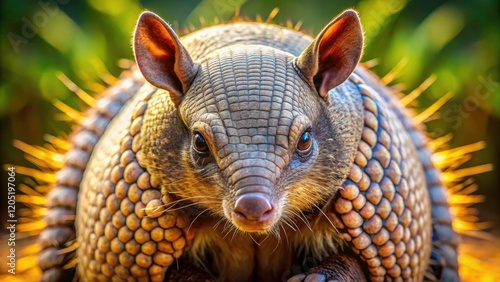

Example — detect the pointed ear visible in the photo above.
[296,9,364,99]
[134,11,198,106]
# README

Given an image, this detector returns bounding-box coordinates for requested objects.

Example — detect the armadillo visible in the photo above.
[38,9,459,281]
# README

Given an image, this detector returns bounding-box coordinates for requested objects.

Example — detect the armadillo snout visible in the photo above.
[232,192,276,232]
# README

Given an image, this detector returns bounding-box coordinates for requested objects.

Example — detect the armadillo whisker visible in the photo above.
[187,207,211,236]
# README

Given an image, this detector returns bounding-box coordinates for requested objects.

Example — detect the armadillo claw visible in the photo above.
[287,253,367,282]
[288,273,331,282]
[287,274,307,282]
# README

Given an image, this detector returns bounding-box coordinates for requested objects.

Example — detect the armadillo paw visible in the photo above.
[287,253,366,282]
[287,273,341,282]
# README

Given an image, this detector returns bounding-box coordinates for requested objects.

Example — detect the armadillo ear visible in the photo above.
[134,11,198,106]
[296,9,363,99]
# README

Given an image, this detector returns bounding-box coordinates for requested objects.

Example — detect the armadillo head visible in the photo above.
[134,11,363,233]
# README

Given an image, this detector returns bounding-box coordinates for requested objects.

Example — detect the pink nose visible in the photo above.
[233,193,273,221]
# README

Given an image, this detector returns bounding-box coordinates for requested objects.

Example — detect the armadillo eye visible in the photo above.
[193,132,209,153]
[296,130,313,156]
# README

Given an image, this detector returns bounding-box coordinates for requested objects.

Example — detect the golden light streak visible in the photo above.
[414,91,453,123]
[17,194,46,206]
[78,72,107,93]
[293,20,303,31]
[20,243,41,255]
[117,59,135,70]
[427,133,453,151]
[231,6,240,22]
[458,252,500,281]
[266,8,280,23]
[13,140,65,168]
[361,58,379,69]
[24,155,53,170]
[435,141,486,160]
[380,57,409,85]
[44,135,71,151]
[91,59,120,86]
[53,100,84,123]
[18,209,46,220]
[16,256,40,273]
[442,164,494,183]
[400,74,437,106]
[17,221,46,232]
[18,183,43,197]
[449,194,484,205]
[56,72,96,107]
[10,166,56,184]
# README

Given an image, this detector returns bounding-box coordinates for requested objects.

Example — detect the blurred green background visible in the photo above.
[0,0,498,238]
